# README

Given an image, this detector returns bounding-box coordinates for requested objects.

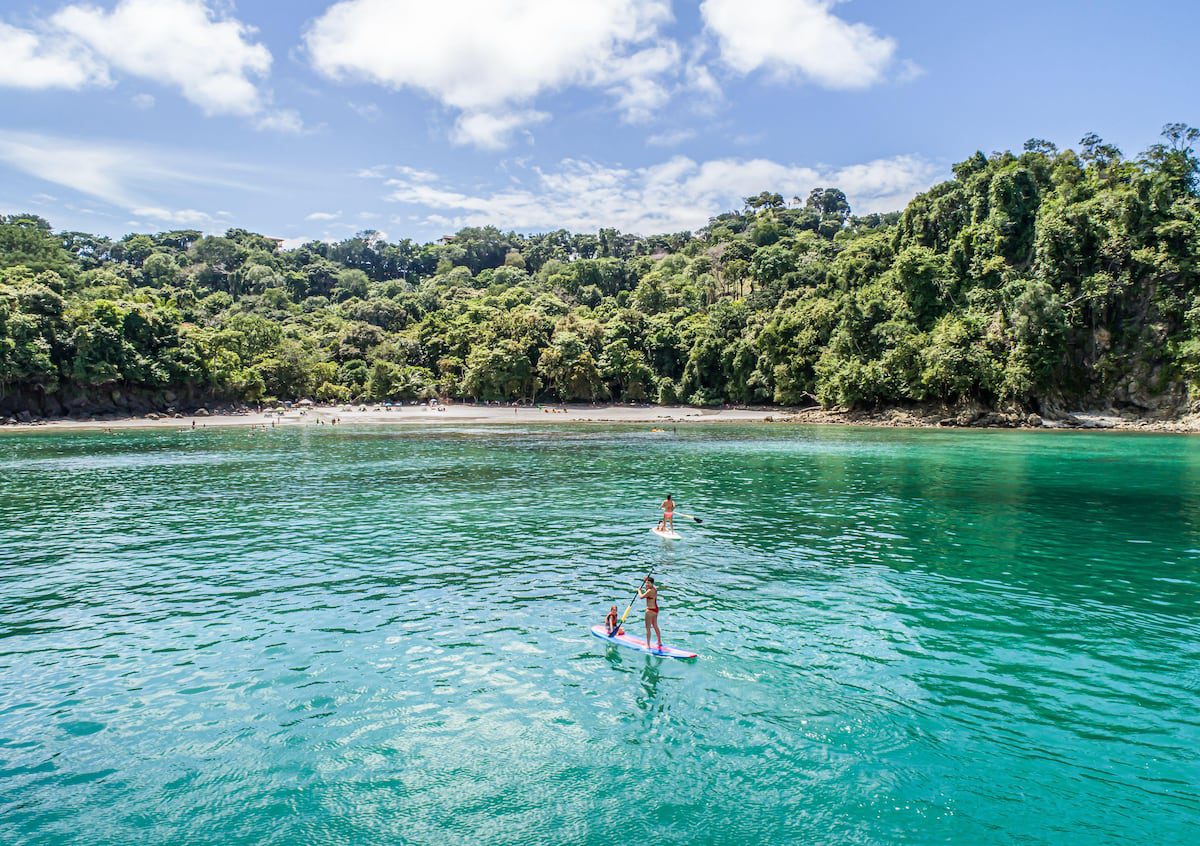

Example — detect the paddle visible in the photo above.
[610,565,653,637]
[650,506,703,524]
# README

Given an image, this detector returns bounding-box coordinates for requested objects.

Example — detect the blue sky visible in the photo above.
[0,0,1195,245]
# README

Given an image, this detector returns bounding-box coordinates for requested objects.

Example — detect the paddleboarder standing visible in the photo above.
[660,495,675,532]
[640,576,662,650]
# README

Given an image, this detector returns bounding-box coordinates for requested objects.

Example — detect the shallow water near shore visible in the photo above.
[1,424,1197,845]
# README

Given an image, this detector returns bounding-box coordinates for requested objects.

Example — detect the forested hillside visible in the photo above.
[1,125,1197,420]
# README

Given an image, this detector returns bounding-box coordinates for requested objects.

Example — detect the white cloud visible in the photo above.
[831,156,939,207]
[896,59,926,84]
[701,0,898,89]
[602,42,680,122]
[306,211,342,221]
[383,154,940,234]
[349,101,382,121]
[0,1,301,129]
[52,0,273,116]
[684,60,721,103]
[451,110,548,150]
[129,206,219,225]
[732,131,766,146]
[305,0,679,147]
[395,166,438,183]
[647,128,697,147]
[254,109,306,133]
[0,130,252,227]
[0,131,163,210]
[356,164,438,181]
[0,20,108,89]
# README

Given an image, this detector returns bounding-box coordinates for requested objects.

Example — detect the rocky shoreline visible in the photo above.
[764,405,1200,433]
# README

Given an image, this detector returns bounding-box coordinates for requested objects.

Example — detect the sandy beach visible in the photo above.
[0,402,781,433]
[3,401,1198,434]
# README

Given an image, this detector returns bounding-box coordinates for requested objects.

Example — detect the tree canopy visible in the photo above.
[2,125,1198,417]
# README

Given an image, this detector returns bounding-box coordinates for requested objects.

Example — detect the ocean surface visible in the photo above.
[0,424,1197,845]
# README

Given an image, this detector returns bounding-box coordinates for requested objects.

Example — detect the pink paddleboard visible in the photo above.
[590,625,698,659]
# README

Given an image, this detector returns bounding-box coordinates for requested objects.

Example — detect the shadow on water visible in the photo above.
[637,657,663,712]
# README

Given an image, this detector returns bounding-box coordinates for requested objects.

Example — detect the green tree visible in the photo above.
[0,215,75,276]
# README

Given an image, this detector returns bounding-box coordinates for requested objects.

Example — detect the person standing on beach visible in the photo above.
[639,576,662,650]
[660,495,675,531]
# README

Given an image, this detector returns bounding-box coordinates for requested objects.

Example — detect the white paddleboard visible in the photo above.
[590,625,697,659]
[651,526,681,540]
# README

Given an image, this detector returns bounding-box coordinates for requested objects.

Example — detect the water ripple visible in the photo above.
[1,424,1198,845]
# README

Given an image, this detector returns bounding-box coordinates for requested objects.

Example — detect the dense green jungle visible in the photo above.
[2,125,1197,420]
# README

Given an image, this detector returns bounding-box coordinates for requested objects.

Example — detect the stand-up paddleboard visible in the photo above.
[651,526,682,540]
[590,625,697,659]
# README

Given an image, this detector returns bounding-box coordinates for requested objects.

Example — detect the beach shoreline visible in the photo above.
[2,401,1198,434]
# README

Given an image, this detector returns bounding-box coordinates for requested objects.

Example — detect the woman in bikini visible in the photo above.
[639,576,662,650]
[660,495,675,532]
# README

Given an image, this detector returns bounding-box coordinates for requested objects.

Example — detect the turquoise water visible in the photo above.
[0,424,1197,845]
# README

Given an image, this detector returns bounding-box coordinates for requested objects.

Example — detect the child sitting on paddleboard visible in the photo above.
[604,605,624,636]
